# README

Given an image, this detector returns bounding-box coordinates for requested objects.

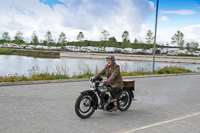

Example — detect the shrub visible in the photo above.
[155,66,192,74]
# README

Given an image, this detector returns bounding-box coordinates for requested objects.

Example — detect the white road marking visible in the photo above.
[121,112,200,133]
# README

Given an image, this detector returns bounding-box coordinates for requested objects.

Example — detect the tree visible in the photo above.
[146,30,154,44]
[134,38,138,43]
[186,41,199,52]
[58,32,67,46]
[109,37,117,42]
[14,31,23,44]
[121,40,131,48]
[42,40,47,46]
[171,30,184,48]
[31,32,39,45]
[2,32,10,42]
[45,31,53,45]
[77,32,84,41]
[100,30,109,41]
[122,31,129,42]
[121,31,131,48]
[109,37,117,47]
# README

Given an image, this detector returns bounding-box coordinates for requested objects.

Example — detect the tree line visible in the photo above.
[0,30,199,51]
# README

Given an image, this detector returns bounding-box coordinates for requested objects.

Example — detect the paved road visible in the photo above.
[0,75,200,133]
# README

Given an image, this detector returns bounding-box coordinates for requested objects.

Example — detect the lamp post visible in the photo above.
[152,0,159,74]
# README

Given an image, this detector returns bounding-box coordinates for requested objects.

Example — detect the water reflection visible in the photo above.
[0,55,199,77]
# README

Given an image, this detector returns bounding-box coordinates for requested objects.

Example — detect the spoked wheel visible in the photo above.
[75,94,95,119]
[117,90,132,111]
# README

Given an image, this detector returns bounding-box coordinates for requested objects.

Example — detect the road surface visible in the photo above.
[0,74,200,133]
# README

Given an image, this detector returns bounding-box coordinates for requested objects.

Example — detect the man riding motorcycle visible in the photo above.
[94,55,123,112]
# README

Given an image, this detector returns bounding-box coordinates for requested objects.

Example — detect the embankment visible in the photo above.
[0,48,60,58]
[60,52,200,64]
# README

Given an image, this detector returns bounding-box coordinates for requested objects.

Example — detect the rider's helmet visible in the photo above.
[106,55,116,62]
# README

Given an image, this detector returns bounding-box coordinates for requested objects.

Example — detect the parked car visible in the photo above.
[167,51,179,56]
[26,45,35,49]
[193,51,200,56]
[100,47,105,51]
[124,48,133,53]
[185,51,193,55]
[42,46,49,50]
[56,47,61,50]
[49,46,57,50]
[90,47,101,52]
[19,45,27,49]
[115,48,121,53]
[3,43,14,48]
[74,47,81,51]
[11,44,20,49]
[65,46,77,51]
[80,47,88,52]
[35,45,43,49]
[145,49,153,54]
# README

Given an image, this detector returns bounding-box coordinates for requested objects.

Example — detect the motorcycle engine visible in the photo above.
[101,93,114,111]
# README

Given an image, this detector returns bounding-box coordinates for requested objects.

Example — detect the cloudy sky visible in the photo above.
[0,0,200,46]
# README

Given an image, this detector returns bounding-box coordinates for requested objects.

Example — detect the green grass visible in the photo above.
[0,63,197,83]
[71,72,94,79]
[0,73,70,82]
[0,67,195,83]
[121,72,152,76]
[0,48,14,55]
[0,48,59,57]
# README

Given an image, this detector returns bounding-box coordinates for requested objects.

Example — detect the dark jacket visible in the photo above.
[95,62,123,88]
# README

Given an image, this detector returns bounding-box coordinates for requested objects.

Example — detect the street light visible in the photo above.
[152,0,159,74]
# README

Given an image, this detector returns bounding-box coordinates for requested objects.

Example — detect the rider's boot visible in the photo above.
[109,101,118,112]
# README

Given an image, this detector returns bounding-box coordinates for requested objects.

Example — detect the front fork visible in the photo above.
[94,91,101,108]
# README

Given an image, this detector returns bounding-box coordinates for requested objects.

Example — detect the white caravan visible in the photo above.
[105,47,116,53]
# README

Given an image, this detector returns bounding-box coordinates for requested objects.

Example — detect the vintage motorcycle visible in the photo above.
[75,77,135,119]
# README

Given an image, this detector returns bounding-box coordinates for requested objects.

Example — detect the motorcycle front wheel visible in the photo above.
[75,94,95,119]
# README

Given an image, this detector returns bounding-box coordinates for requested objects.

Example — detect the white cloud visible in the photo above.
[160,10,197,15]
[159,16,170,22]
[0,0,154,42]
[155,25,200,47]
[148,1,155,10]
[1,0,199,46]
[182,25,200,43]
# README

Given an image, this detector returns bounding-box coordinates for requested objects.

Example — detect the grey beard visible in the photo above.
[108,63,111,66]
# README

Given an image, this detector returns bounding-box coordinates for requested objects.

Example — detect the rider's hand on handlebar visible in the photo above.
[104,78,112,86]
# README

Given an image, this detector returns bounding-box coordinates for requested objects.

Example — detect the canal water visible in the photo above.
[0,55,199,77]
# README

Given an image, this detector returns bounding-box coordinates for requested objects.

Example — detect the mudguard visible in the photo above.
[121,88,134,99]
[80,90,99,109]
[81,90,94,95]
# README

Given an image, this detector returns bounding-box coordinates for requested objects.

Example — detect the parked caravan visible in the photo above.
[26,45,35,49]
[124,48,133,53]
[105,47,116,53]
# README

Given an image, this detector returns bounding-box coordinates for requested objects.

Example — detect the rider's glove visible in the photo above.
[104,78,112,86]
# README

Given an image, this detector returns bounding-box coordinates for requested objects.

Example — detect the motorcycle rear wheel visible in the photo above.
[117,90,132,111]
[75,94,95,119]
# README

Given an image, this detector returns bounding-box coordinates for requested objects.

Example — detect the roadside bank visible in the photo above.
[0,48,60,58]
[1,73,200,86]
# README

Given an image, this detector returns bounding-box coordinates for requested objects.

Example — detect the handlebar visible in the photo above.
[89,76,103,82]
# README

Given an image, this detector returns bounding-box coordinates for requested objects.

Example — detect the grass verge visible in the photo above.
[0,48,60,58]
[0,66,196,83]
